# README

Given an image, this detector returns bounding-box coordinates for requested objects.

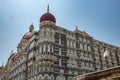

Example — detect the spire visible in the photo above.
[76,25,78,31]
[47,4,49,12]
[75,25,80,32]
[2,61,4,67]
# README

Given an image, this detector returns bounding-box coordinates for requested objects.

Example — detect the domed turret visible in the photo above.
[23,32,31,40]
[23,24,34,40]
[40,5,56,23]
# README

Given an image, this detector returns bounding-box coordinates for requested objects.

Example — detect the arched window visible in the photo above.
[50,75,55,80]
[38,75,43,80]
[44,74,49,80]
[62,76,66,80]
[45,76,48,80]
[56,76,61,80]
[68,76,73,80]
[56,75,66,80]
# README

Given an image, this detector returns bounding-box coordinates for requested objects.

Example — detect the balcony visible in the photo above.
[36,55,57,62]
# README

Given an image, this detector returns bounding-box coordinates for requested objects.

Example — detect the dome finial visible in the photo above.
[40,5,56,23]
[29,23,34,32]
[47,4,49,12]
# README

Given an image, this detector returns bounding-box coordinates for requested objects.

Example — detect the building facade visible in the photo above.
[1,6,120,80]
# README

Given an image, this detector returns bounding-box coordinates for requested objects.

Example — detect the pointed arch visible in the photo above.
[56,75,66,80]
[38,75,43,80]
[56,75,61,80]
[62,76,66,80]
[50,75,55,80]
[68,76,73,80]
[44,74,49,80]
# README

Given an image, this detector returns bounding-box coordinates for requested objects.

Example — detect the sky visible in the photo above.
[0,0,120,66]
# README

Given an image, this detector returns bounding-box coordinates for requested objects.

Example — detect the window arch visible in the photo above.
[62,76,66,80]
[56,75,66,80]
[56,76,61,80]
[50,75,55,80]
[68,76,73,80]
[38,75,43,80]
[44,74,49,80]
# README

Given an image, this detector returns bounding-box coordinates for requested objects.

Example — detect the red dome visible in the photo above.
[40,12,56,23]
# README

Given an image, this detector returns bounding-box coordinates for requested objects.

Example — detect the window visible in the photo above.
[88,46,91,52]
[44,74,49,80]
[80,43,83,50]
[50,75,55,80]
[79,37,82,41]
[87,40,90,44]
[59,37,61,45]
[83,38,86,42]
[84,44,87,51]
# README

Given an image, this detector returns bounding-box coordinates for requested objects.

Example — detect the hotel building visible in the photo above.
[1,6,120,80]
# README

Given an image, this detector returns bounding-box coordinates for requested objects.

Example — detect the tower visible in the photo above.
[36,5,57,80]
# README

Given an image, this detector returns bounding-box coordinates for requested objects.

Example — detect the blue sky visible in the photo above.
[0,0,120,65]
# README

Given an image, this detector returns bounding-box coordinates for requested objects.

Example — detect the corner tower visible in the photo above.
[39,5,56,42]
[37,6,57,80]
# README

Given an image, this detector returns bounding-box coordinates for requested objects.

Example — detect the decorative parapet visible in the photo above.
[36,55,57,62]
